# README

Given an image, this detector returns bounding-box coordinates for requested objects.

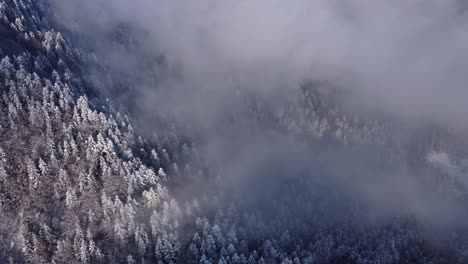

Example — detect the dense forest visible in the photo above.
[1,0,468,263]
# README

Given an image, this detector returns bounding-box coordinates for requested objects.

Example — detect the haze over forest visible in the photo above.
[0,0,468,263]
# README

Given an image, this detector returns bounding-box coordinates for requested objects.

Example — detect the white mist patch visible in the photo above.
[427,151,468,195]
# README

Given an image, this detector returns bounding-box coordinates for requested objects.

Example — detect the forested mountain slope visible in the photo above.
[0,1,187,262]
[1,1,468,263]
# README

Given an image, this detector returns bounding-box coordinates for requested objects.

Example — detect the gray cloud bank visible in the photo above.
[53,0,468,125]
[51,0,468,237]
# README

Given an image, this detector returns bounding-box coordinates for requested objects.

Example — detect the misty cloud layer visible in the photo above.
[53,0,468,125]
[51,0,468,236]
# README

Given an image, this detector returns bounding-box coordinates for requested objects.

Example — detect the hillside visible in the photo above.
[1,1,468,263]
